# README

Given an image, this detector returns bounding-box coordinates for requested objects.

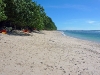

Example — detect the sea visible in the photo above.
[61,30,100,43]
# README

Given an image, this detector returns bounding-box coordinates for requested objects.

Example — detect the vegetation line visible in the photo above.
[0,0,57,31]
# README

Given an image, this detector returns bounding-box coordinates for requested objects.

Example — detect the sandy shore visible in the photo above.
[0,30,100,75]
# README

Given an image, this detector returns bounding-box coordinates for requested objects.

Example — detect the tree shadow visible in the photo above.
[7,30,31,36]
[7,30,45,36]
[33,30,44,34]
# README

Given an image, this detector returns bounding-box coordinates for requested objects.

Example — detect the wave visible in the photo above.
[60,31,66,36]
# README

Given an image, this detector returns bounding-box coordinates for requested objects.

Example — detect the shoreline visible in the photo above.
[61,30,100,44]
[0,30,100,75]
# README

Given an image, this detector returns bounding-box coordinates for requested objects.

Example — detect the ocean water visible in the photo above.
[62,30,100,43]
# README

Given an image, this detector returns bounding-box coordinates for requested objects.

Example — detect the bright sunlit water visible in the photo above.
[62,30,100,43]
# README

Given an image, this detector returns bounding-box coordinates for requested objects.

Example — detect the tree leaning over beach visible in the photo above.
[0,0,57,30]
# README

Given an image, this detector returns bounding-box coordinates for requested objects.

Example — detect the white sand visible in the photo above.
[0,30,100,75]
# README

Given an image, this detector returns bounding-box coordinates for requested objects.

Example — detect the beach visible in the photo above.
[0,30,100,75]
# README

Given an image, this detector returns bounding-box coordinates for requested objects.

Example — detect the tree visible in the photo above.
[0,0,7,21]
[1,0,57,30]
[44,16,57,30]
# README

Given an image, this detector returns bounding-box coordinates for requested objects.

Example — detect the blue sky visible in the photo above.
[33,0,100,30]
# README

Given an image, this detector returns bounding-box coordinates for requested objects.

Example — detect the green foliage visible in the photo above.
[44,16,57,30]
[0,0,7,21]
[0,0,57,30]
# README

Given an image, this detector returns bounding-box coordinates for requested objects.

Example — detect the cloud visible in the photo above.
[87,20,96,24]
[87,20,100,26]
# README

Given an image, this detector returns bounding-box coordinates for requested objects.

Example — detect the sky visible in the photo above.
[33,0,100,30]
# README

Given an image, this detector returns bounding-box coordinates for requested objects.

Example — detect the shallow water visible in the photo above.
[62,30,100,43]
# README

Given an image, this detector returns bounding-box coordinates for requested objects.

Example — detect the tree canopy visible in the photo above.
[0,0,7,21]
[0,0,57,30]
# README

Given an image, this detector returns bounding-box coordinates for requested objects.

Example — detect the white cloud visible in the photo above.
[87,20,96,24]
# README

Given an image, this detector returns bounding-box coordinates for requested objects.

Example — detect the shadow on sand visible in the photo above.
[7,30,31,36]
[7,30,44,36]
